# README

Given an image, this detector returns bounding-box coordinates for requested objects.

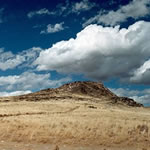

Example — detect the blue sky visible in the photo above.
[0,0,150,106]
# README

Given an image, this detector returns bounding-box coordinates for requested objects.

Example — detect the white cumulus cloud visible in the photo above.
[35,21,150,84]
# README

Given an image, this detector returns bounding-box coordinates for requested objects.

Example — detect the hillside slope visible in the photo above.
[0,81,143,107]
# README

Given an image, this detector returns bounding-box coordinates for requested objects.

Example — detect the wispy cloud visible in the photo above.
[71,0,96,15]
[27,8,56,18]
[40,22,65,34]
[27,0,96,19]
[0,71,71,93]
[83,0,150,26]
[60,0,96,16]
[0,48,25,71]
[0,47,42,71]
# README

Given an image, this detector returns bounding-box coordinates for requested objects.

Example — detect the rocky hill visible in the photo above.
[59,81,116,97]
[0,81,143,107]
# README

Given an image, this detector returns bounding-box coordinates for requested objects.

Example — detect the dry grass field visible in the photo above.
[0,98,150,150]
[0,82,149,150]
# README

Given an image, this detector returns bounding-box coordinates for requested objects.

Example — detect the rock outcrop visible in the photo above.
[59,81,116,98]
[119,97,143,107]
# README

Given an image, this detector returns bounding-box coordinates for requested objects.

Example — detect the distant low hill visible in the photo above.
[0,81,143,107]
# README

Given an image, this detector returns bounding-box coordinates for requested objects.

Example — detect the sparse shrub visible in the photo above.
[137,124,149,135]
[88,105,97,109]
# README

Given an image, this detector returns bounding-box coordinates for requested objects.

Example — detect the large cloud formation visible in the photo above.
[35,21,150,84]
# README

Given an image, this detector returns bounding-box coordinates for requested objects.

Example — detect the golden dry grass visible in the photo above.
[0,98,150,149]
